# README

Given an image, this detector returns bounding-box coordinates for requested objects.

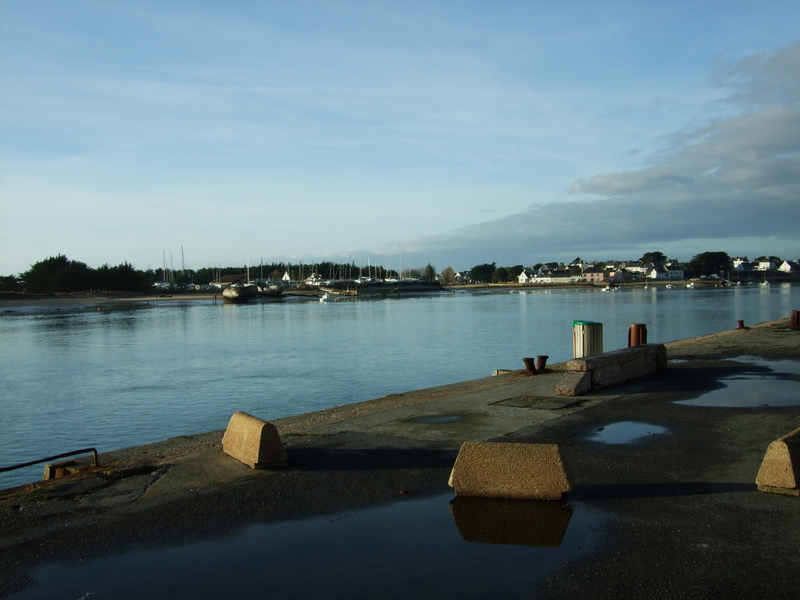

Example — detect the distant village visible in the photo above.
[456,255,800,286]
[5,252,797,295]
[158,254,799,291]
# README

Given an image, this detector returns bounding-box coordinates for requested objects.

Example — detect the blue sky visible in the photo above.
[1,0,799,275]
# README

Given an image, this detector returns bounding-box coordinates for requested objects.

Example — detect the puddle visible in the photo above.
[450,496,573,547]
[675,378,800,407]
[11,494,600,599]
[675,359,800,408]
[492,396,581,410]
[732,357,800,376]
[404,414,466,424]
[588,421,669,444]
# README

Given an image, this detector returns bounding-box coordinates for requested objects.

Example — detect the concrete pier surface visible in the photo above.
[2,318,799,598]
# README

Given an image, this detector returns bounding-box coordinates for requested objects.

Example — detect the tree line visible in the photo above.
[1,255,151,294]
[1,255,441,294]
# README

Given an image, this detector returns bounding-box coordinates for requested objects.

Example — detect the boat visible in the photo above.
[256,283,284,300]
[222,283,258,303]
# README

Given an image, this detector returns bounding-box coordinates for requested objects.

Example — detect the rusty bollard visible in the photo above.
[522,357,536,374]
[791,310,799,331]
[628,323,648,347]
[737,320,745,330]
[536,355,549,372]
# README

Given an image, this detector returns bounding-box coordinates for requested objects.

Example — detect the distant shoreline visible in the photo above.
[2,276,796,313]
[0,291,219,313]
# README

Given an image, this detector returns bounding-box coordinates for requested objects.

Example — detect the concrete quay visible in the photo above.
[1,318,799,598]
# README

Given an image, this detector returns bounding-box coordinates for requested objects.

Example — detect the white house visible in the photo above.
[647,265,669,280]
[624,261,649,275]
[754,256,780,270]
[569,258,590,272]
[665,264,685,280]
[534,269,580,284]
[779,260,800,273]
[732,257,750,270]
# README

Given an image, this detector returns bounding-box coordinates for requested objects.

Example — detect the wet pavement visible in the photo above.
[8,494,599,599]
[1,318,799,599]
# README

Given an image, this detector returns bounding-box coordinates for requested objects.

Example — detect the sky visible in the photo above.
[1,0,799,275]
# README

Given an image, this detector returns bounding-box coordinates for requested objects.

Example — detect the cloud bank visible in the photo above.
[389,42,800,268]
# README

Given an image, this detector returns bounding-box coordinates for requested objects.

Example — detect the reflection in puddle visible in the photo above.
[589,421,668,444]
[12,494,600,600]
[450,496,572,547]
[676,377,800,407]
[732,357,800,376]
[676,359,800,408]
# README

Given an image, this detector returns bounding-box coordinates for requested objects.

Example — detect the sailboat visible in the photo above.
[222,262,258,303]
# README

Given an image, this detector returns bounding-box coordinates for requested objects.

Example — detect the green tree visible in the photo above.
[20,255,93,293]
[96,262,149,291]
[506,265,524,279]
[0,275,22,292]
[640,251,667,265]
[492,267,509,283]
[689,252,731,276]
[470,263,496,283]
[423,264,436,282]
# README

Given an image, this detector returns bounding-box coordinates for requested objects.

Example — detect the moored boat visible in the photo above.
[222,283,258,303]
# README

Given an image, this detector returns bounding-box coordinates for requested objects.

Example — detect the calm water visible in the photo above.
[1,283,798,488]
[9,494,598,599]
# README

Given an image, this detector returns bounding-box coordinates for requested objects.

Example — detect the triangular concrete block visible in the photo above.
[222,411,286,469]
[756,426,800,495]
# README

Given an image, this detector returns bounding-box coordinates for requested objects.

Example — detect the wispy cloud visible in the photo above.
[2,3,800,274]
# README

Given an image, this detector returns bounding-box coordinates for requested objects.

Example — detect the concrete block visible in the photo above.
[756,426,800,495]
[43,461,81,480]
[656,344,668,369]
[555,371,592,397]
[448,442,573,501]
[566,344,664,372]
[43,455,95,480]
[222,411,286,469]
[592,356,657,388]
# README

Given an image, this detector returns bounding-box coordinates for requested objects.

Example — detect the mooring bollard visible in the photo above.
[628,323,648,347]
[522,357,536,374]
[536,355,549,372]
[573,321,603,358]
[791,310,799,331]
[737,320,745,330]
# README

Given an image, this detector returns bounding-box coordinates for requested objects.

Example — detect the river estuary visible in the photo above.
[1,283,798,488]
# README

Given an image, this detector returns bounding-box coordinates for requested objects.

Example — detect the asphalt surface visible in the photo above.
[1,319,799,598]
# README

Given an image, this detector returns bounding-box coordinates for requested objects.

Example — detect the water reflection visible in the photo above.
[449,496,573,546]
[588,421,669,444]
[675,359,800,407]
[675,377,800,407]
[10,493,600,600]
